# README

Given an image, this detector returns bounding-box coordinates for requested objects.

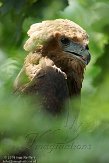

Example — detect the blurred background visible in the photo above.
[0,0,109,162]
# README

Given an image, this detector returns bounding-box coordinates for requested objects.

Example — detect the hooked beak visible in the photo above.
[64,42,91,65]
[78,49,91,65]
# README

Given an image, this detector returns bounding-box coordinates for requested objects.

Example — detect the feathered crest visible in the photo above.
[24,19,89,52]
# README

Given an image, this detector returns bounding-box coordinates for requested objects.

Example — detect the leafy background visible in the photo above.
[0,0,109,162]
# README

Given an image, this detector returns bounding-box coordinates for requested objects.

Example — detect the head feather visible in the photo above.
[24,19,89,52]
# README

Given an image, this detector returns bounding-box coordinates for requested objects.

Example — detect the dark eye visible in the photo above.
[86,45,89,50]
[60,37,70,45]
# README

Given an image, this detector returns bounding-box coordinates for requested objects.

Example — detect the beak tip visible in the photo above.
[87,52,91,65]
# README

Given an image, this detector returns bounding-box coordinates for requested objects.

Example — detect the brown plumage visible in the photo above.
[14,19,91,115]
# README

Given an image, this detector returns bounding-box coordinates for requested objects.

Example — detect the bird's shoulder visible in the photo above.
[14,52,67,93]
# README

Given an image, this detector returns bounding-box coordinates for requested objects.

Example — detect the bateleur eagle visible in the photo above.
[14,19,91,115]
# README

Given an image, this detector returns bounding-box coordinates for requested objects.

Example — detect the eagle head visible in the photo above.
[24,19,91,69]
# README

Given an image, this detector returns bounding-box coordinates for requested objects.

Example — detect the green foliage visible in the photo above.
[0,0,67,49]
[0,0,109,162]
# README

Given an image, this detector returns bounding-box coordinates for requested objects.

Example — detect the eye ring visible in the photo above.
[60,37,70,45]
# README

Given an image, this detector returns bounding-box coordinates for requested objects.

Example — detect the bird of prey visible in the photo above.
[14,19,91,115]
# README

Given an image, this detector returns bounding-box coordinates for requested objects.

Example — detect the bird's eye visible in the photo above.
[60,37,70,45]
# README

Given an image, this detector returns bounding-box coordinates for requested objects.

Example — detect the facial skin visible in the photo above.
[59,36,91,65]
